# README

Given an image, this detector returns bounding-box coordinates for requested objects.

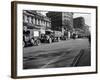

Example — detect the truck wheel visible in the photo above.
[31,39,34,46]
[36,40,40,46]
[48,38,52,43]
[34,41,37,46]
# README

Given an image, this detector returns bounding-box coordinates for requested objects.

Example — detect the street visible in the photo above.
[23,38,90,69]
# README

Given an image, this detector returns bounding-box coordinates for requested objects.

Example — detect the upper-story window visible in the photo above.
[24,15,28,23]
[33,17,35,24]
[47,22,50,27]
[44,21,46,26]
[37,19,40,25]
[29,16,32,23]
[36,19,38,25]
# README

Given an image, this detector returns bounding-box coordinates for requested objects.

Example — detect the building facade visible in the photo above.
[23,10,51,35]
[46,12,73,36]
[62,12,73,31]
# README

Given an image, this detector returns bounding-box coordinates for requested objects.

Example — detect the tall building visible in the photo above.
[46,12,73,33]
[73,17,85,29]
[23,10,51,35]
[73,17,90,36]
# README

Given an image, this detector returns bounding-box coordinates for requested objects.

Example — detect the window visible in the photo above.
[29,16,32,23]
[33,18,35,24]
[24,15,28,23]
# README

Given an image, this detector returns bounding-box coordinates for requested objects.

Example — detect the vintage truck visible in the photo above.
[23,30,40,47]
[40,30,61,43]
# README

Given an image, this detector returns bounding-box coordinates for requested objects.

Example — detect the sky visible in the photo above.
[37,11,48,16]
[37,11,91,26]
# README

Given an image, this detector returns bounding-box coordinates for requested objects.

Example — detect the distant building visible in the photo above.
[73,17,85,29]
[23,10,51,34]
[73,17,90,36]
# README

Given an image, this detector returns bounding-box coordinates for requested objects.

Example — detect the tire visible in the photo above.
[34,41,37,46]
[31,39,34,46]
[36,40,40,46]
[48,38,52,43]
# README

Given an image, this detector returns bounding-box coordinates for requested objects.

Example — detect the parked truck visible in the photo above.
[40,30,53,43]
[53,31,62,42]
[23,30,40,47]
[40,30,62,43]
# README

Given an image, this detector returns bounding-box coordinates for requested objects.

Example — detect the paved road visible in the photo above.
[74,48,91,66]
[23,38,90,69]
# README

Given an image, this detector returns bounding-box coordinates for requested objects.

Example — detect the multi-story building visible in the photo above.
[73,17,90,36]
[23,10,51,35]
[46,12,73,32]
[73,17,85,29]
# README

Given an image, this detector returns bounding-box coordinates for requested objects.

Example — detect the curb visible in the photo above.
[71,49,84,66]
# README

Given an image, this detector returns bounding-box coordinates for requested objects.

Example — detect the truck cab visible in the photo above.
[40,30,53,43]
[40,30,61,43]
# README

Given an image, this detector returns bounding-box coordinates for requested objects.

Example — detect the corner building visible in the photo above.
[23,10,51,36]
